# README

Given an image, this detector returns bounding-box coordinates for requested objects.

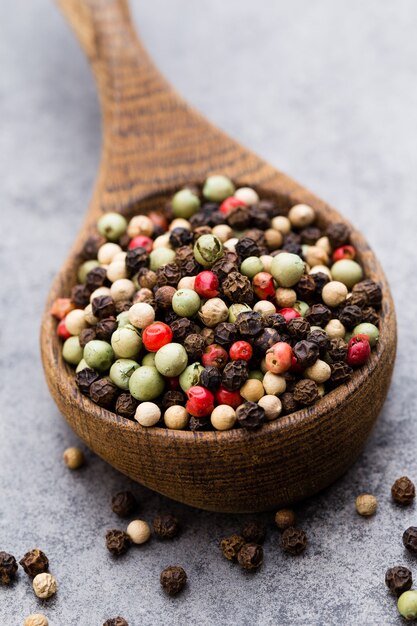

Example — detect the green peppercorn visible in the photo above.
[203,175,235,201]
[353,322,379,347]
[293,300,309,317]
[172,188,200,218]
[240,256,264,278]
[117,311,131,327]
[83,339,114,372]
[109,359,139,389]
[129,365,165,401]
[97,212,127,242]
[62,336,84,365]
[149,248,176,271]
[179,363,204,392]
[271,252,305,287]
[172,289,201,318]
[78,260,100,284]
[228,303,252,323]
[111,326,142,359]
[142,352,156,367]
[194,234,224,267]
[331,259,363,288]
[248,369,264,381]
[398,590,417,621]
[155,343,188,377]
[75,358,89,372]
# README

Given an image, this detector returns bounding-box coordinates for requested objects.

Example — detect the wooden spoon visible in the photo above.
[41,0,396,512]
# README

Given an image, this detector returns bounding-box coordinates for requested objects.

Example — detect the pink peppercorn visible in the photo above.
[202,344,229,369]
[57,319,71,340]
[347,334,371,367]
[194,271,219,298]
[186,386,214,417]
[252,272,275,300]
[332,245,356,262]
[229,341,253,362]
[128,235,153,253]
[278,307,301,323]
[219,197,246,215]
[215,386,243,409]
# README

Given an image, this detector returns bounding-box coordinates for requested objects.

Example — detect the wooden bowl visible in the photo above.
[41,0,396,513]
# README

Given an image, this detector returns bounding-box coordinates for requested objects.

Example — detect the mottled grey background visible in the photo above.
[1,0,416,624]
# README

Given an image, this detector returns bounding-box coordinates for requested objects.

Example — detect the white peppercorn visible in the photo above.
[89,286,111,303]
[169,217,192,231]
[355,494,377,516]
[107,260,128,282]
[253,300,276,317]
[110,279,135,302]
[258,395,282,420]
[33,573,57,599]
[127,214,154,238]
[177,276,195,290]
[84,304,98,325]
[210,405,236,431]
[260,254,273,272]
[322,281,348,307]
[65,309,87,336]
[325,319,346,339]
[97,242,122,265]
[305,246,329,267]
[152,233,171,249]
[316,236,331,254]
[304,359,331,383]
[262,371,287,396]
[309,264,332,279]
[135,402,161,427]
[127,520,151,544]
[223,237,239,252]
[164,405,189,430]
[240,379,264,402]
[63,446,85,470]
[212,224,233,243]
[288,204,316,228]
[128,302,155,329]
[275,288,297,308]
[234,186,259,205]
[24,615,49,626]
[271,215,291,234]
[199,298,229,327]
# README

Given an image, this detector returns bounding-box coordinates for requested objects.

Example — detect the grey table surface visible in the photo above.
[1,0,416,624]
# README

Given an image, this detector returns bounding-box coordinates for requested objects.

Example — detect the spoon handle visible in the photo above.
[58,0,268,212]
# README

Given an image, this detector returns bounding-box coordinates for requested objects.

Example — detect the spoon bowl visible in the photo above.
[41,0,396,512]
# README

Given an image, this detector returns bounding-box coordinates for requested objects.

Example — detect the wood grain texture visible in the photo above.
[40,0,397,512]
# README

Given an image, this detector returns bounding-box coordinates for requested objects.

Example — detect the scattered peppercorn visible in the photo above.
[391,477,416,506]
[355,494,378,516]
[281,527,307,555]
[63,446,85,470]
[32,572,57,599]
[19,549,49,577]
[160,565,187,596]
[24,615,49,626]
[105,530,131,556]
[403,527,417,555]
[385,566,413,597]
[111,491,137,518]
[153,514,180,539]
[220,534,246,561]
[0,551,17,584]
[275,509,296,531]
[241,521,266,544]
[237,543,264,570]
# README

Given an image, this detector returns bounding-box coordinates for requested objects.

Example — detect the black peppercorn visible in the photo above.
[326,222,350,248]
[189,212,208,228]
[0,552,18,585]
[300,226,322,245]
[115,393,138,419]
[361,306,380,326]
[235,237,260,261]
[258,199,279,217]
[214,322,238,347]
[156,263,182,287]
[305,303,332,327]
[253,328,280,356]
[249,206,271,230]
[327,337,348,363]
[92,295,116,320]
[81,235,105,260]
[295,274,318,304]
[181,258,202,276]
[403,527,417,554]
[199,366,222,392]
[115,300,133,313]
[220,535,246,561]
[79,327,97,348]
[349,290,368,309]
[222,360,249,391]
[175,245,195,267]
[19,549,49,577]
[287,317,310,339]
[169,227,193,248]
[183,333,206,361]
[385,566,413,597]
[105,530,131,556]
[352,279,382,308]
[160,565,187,596]
[264,313,287,334]
[281,527,307,555]
[311,271,329,295]
[237,543,264,570]
[306,329,329,356]
[111,491,137,518]
[293,379,319,406]
[161,390,186,410]
[125,246,148,276]
[171,318,197,343]
[90,378,119,408]
[137,268,158,290]
[75,367,101,395]
[193,225,212,241]
[293,340,320,369]
[119,232,130,250]
[338,304,363,328]
[227,205,250,229]
[71,284,90,307]
[103,618,129,626]
[86,266,108,291]
[189,415,211,431]
[329,362,353,385]
[155,285,176,309]
[280,392,299,415]
[153,515,180,539]
[392,477,416,506]
[241,521,266,545]
[96,317,118,341]
[235,311,263,337]
[211,259,239,283]
[283,241,302,256]
[222,272,254,304]
[236,401,266,430]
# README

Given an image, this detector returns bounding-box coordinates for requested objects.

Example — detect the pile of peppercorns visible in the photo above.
[52,175,382,431]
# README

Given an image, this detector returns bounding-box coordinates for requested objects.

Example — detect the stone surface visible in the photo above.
[0,0,415,624]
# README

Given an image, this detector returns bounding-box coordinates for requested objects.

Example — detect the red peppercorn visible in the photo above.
[142,322,173,352]
[229,341,253,362]
[148,211,168,232]
[57,319,71,339]
[215,386,243,409]
[51,297,75,320]
[128,235,153,253]
[278,307,301,323]
[347,334,371,367]
[332,245,356,262]
[186,386,214,417]
[202,344,229,369]
[219,197,246,215]
[265,342,293,374]
[195,271,220,298]
[252,272,275,300]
